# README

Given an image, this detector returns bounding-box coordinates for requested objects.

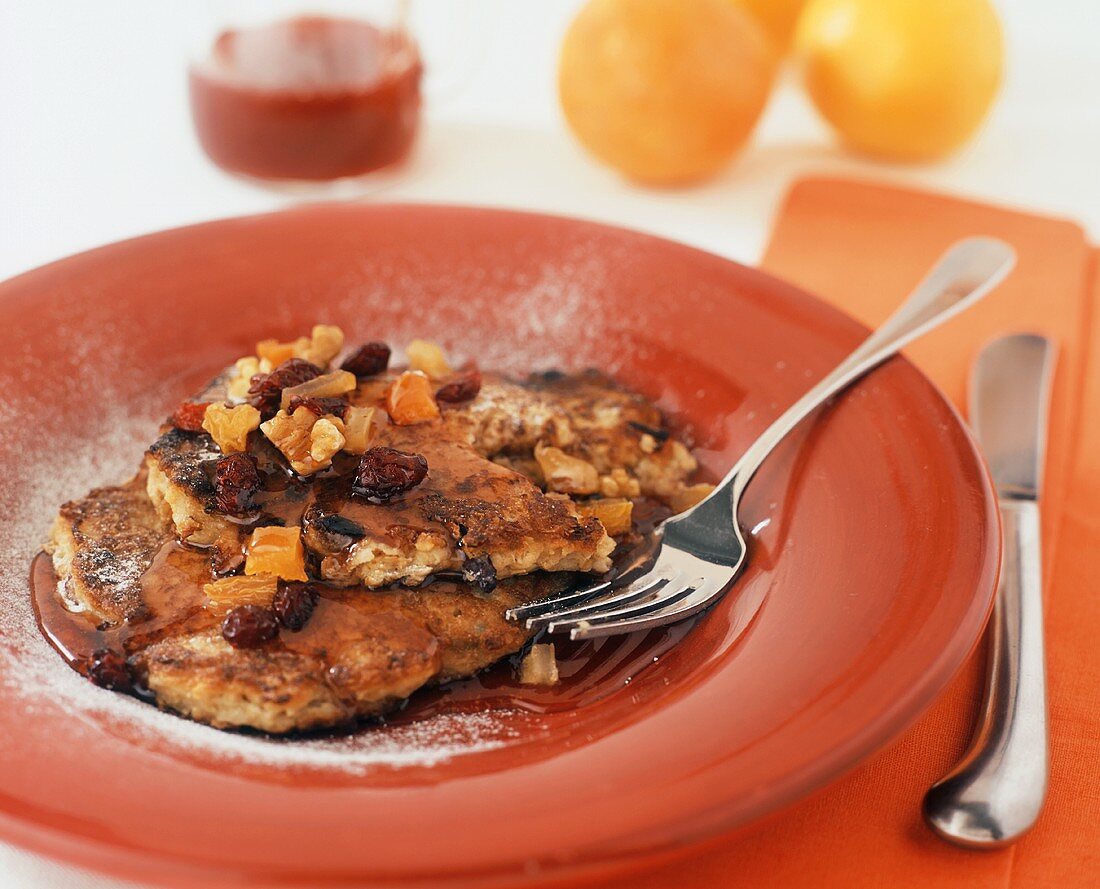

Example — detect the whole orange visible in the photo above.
[730,0,809,51]
[795,0,1003,160]
[558,0,777,184]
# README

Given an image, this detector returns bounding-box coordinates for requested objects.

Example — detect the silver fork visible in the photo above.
[507,238,1016,640]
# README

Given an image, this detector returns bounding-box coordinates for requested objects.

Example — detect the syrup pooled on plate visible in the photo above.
[31,499,693,728]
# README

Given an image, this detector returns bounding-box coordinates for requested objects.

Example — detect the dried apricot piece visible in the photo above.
[576,497,634,535]
[385,371,440,425]
[202,403,261,454]
[244,526,308,581]
[203,573,278,615]
[670,482,715,513]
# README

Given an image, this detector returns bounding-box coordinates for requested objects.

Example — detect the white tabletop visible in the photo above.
[1,0,1097,885]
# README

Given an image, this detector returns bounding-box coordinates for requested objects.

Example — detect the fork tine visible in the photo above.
[568,578,730,640]
[505,579,613,622]
[527,571,678,631]
[548,581,698,635]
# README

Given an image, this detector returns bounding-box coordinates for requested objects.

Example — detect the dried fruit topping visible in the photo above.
[461,553,498,593]
[352,447,428,501]
[406,339,453,379]
[301,324,345,367]
[203,573,277,615]
[221,604,279,649]
[534,444,600,495]
[576,497,634,536]
[309,417,346,464]
[227,357,262,401]
[341,406,377,454]
[286,396,350,419]
[272,581,319,631]
[279,370,357,411]
[670,482,715,514]
[87,648,132,691]
[256,337,308,369]
[518,643,559,686]
[385,371,440,425]
[341,341,391,377]
[247,357,324,416]
[213,452,261,516]
[171,401,211,432]
[202,403,261,454]
[599,467,641,499]
[315,514,366,540]
[436,368,482,404]
[261,406,344,476]
[245,525,309,581]
[628,420,671,443]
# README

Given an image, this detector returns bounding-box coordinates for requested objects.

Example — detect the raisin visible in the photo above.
[221,604,279,648]
[171,401,211,432]
[87,649,132,691]
[213,452,261,516]
[286,395,350,419]
[628,420,670,443]
[272,582,319,631]
[247,358,324,417]
[316,514,366,539]
[436,369,482,404]
[461,554,498,593]
[352,447,428,501]
[341,342,391,377]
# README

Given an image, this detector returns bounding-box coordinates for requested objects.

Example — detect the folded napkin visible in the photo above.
[602,177,1100,888]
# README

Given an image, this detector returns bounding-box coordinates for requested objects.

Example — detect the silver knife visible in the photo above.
[923,332,1057,847]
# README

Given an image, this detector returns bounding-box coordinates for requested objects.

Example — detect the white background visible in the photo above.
[1,1,1098,885]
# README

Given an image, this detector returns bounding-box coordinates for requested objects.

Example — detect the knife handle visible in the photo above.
[923,499,1048,847]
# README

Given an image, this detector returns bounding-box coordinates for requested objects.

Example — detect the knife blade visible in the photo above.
[924,332,1057,848]
[969,333,1056,499]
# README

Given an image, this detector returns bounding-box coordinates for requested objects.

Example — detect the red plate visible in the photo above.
[0,205,998,887]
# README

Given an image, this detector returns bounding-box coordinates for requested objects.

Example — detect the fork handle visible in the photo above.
[725,238,1016,499]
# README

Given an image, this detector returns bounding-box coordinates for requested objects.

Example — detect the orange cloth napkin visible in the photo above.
[601,177,1100,888]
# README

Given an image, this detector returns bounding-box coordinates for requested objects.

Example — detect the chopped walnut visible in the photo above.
[577,498,634,536]
[599,467,642,498]
[300,324,345,367]
[279,370,357,411]
[670,483,715,513]
[227,357,261,401]
[245,526,308,581]
[639,433,659,454]
[342,406,377,454]
[406,339,452,379]
[309,417,346,463]
[261,406,344,475]
[534,444,600,495]
[202,403,261,454]
[203,574,278,616]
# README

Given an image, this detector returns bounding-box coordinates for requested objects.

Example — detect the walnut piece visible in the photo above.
[202,403,261,454]
[670,483,715,513]
[518,643,559,686]
[534,444,600,495]
[261,406,345,475]
[310,417,346,463]
[227,357,261,401]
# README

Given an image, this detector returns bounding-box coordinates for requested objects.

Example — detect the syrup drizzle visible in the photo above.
[30,501,694,729]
